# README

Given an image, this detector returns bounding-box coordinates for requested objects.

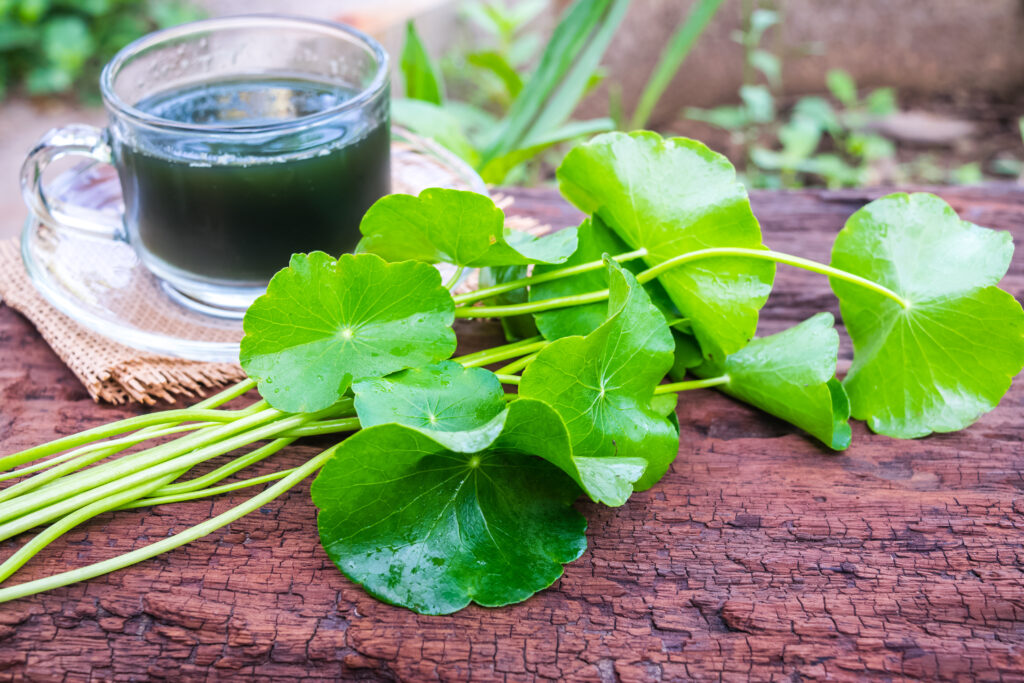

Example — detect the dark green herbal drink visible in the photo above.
[116,77,390,285]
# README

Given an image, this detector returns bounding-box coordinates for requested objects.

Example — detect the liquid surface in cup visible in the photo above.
[117,77,390,284]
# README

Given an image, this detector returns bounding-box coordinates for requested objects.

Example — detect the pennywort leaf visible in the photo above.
[557,131,775,359]
[520,259,679,489]
[312,401,590,615]
[352,361,508,452]
[401,21,444,105]
[240,252,456,413]
[830,193,1024,438]
[357,188,578,267]
[695,313,852,450]
[530,216,676,340]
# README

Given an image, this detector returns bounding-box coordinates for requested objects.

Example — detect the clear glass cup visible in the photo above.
[21,15,391,316]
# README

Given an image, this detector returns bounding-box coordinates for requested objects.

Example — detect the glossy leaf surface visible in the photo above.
[240,252,456,413]
[830,193,1024,438]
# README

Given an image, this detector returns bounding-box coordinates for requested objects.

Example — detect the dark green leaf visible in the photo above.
[240,252,456,413]
[312,408,587,615]
[357,188,578,267]
[352,361,507,452]
[401,21,444,105]
[830,193,1024,438]
[557,131,775,359]
[670,329,704,375]
[696,313,851,450]
[521,260,678,489]
[530,216,675,340]
[478,265,539,341]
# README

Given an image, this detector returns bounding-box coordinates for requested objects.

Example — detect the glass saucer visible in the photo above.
[21,129,487,363]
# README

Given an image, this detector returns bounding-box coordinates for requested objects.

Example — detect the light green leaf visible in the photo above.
[480,117,614,185]
[696,313,852,449]
[352,361,508,452]
[41,16,91,71]
[557,131,775,359]
[740,84,774,123]
[826,68,857,107]
[312,407,587,615]
[467,50,523,98]
[240,252,456,413]
[750,49,781,89]
[481,0,629,164]
[503,398,647,506]
[401,21,444,105]
[683,104,748,131]
[530,216,675,340]
[392,99,479,166]
[830,193,1024,438]
[357,188,578,267]
[521,259,678,489]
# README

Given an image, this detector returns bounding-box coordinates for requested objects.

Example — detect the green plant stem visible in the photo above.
[454,247,910,318]
[0,471,181,583]
[451,249,647,306]
[0,444,339,604]
[0,406,280,516]
[0,393,261,472]
[0,380,257,481]
[630,0,726,129]
[455,288,610,318]
[0,407,296,534]
[146,415,360,498]
[495,374,521,385]
[121,468,299,510]
[496,350,541,375]
[147,438,295,497]
[444,266,466,290]
[0,423,208,484]
[453,337,548,367]
[635,248,910,307]
[284,417,361,437]
[654,376,729,394]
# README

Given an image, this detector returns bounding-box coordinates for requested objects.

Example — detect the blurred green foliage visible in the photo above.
[684,7,899,189]
[0,0,203,100]
[395,0,625,186]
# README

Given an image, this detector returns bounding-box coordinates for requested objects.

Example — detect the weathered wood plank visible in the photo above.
[0,186,1022,681]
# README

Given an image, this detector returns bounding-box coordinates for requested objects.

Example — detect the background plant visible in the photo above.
[395,0,627,185]
[0,0,202,100]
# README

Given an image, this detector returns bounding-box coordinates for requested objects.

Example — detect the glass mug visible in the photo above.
[21,15,391,316]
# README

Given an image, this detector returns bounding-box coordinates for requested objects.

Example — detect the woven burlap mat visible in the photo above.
[0,193,543,405]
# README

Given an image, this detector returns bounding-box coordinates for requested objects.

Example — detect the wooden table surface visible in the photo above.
[0,186,1022,682]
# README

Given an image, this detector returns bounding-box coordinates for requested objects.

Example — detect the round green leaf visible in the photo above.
[357,188,578,267]
[830,193,1024,438]
[520,259,679,489]
[240,252,456,413]
[501,398,647,507]
[556,131,775,359]
[311,402,588,615]
[352,361,508,452]
[530,216,677,340]
[697,313,852,450]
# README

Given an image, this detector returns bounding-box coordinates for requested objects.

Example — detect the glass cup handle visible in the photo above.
[20,124,123,239]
